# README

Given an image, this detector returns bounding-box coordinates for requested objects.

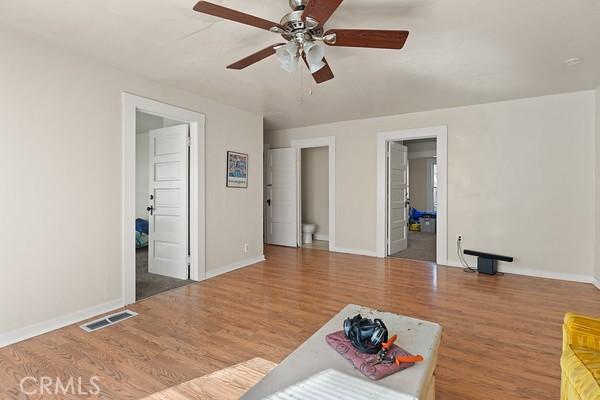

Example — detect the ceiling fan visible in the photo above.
[192,0,410,84]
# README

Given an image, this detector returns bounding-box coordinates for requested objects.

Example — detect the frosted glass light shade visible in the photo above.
[276,42,299,73]
[304,41,326,73]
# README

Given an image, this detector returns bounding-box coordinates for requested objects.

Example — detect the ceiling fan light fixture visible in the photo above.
[304,41,326,73]
[192,0,410,84]
[276,42,299,72]
[308,60,326,73]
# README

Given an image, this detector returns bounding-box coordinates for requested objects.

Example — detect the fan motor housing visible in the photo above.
[280,10,324,39]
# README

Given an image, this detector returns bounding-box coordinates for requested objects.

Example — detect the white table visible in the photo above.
[242,304,442,400]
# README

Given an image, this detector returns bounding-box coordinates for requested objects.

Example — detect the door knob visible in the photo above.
[267,199,271,206]
[147,206,154,215]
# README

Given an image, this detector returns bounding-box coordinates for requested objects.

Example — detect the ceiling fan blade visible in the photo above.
[301,0,344,25]
[303,55,334,84]
[324,29,409,49]
[227,43,286,70]
[193,1,283,31]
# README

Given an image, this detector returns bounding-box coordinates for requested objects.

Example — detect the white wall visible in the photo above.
[0,27,264,341]
[409,158,432,211]
[136,132,150,219]
[406,139,437,211]
[301,147,329,238]
[267,91,596,281]
[406,139,437,158]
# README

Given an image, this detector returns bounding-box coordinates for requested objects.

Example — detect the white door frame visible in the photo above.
[122,93,206,305]
[376,126,447,264]
[291,136,336,251]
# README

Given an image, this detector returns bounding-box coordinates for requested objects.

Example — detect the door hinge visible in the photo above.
[186,255,191,264]
[186,136,191,147]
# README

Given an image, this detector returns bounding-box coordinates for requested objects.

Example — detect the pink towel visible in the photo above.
[326,330,416,381]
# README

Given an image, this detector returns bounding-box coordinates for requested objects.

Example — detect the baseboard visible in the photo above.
[332,247,377,258]
[205,255,266,279]
[593,278,600,290]
[0,298,124,348]
[442,260,593,284]
[314,234,329,241]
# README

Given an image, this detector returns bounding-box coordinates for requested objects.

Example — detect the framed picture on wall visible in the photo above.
[226,151,248,188]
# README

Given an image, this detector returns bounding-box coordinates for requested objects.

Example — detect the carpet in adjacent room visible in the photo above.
[390,231,436,262]
[136,247,193,301]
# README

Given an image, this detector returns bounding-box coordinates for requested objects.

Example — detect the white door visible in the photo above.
[148,124,189,280]
[387,142,409,255]
[265,148,297,247]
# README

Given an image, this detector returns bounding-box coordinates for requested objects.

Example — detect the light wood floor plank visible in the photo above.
[1,245,599,399]
[142,358,275,400]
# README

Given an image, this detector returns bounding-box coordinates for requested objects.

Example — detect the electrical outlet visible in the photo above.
[244,243,249,254]
[458,235,463,242]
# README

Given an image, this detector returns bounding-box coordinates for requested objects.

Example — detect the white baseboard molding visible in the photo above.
[205,255,266,279]
[314,234,329,241]
[442,260,593,284]
[332,247,378,258]
[0,298,124,348]
[593,278,600,290]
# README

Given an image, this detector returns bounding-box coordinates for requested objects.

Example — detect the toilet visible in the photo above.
[302,223,317,244]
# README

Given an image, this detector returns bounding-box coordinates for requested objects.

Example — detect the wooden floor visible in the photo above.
[141,358,275,400]
[1,245,599,399]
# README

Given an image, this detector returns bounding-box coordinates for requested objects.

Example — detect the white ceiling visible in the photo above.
[2,0,600,130]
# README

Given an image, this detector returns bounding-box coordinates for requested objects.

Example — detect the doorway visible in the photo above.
[293,136,336,251]
[300,147,329,250]
[263,137,336,251]
[135,111,193,300]
[376,126,448,264]
[388,138,437,262]
[122,93,206,305]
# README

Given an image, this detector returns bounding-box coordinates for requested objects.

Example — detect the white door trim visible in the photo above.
[291,136,336,251]
[376,126,448,264]
[122,93,206,305]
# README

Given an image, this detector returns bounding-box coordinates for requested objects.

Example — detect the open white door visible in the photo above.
[387,142,408,255]
[265,148,297,247]
[148,124,189,280]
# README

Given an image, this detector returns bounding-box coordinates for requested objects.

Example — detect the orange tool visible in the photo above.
[394,355,424,364]
[382,334,397,351]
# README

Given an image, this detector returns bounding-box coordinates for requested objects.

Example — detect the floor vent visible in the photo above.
[80,310,138,332]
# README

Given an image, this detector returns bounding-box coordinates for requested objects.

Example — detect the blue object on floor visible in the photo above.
[409,207,437,223]
[135,218,149,235]
[136,231,148,248]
